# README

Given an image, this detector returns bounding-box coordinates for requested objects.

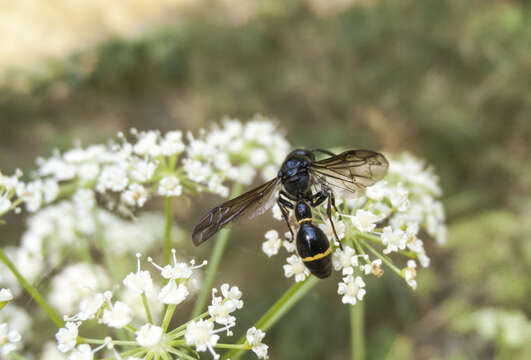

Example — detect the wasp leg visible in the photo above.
[277,195,295,242]
[279,190,297,201]
[311,148,337,157]
[329,190,339,213]
[310,191,327,207]
[310,190,342,248]
[326,193,343,250]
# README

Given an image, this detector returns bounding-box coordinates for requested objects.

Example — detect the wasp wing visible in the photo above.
[310,150,389,196]
[192,178,281,246]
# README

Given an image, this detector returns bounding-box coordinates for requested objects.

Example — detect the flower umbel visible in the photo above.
[0,117,443,360]
[0,117,289,218]
[50,251,266,360]
[264,152,446,305]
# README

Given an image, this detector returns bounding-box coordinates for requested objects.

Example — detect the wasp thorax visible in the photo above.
[278,150,315,197]
[295,200,312,221]
[286,149,315,161]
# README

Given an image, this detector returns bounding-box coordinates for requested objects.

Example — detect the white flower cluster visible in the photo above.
[0,117,284,359]
[184,115,290,196]
[263,153,446,304]
[0,288,13,304]
[147,249,206,306]
[1,168,63,215]
[387,153,446,245]
[0,322,21,357]
[208,283,244,326]
[0,117,289,219]
[1,118,445,357]
[0,192,170,300]
[0,288,26,358]
[246,327,269,359]
[50,263,111,316]
[54,251,268,360]
[0,169,25,215]
[186,283,246,359]
[184,312,268,359]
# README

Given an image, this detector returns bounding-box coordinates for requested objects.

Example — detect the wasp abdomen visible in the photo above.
[296,223,332,279]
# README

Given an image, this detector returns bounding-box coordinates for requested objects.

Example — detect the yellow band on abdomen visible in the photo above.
[301,247,331,262]
[297,218,312,225]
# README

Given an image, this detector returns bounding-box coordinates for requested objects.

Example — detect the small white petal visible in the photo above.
[102,302,133,328]
[159,281,189,305]
[136,324,163,347]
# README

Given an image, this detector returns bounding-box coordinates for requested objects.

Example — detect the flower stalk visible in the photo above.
[351,298,365,360]
[0,248,64,328]
[96,213,118,284]
[6,352,29,360]
[358,238,402,276]
[162,304,177,332]
[164,196,174,264]
[141,292,153,324]
[222,275,319,360]
[191,183,242,318]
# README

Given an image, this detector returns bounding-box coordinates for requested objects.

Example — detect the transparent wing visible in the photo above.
[310,150,389,196]
[192,178,281,246]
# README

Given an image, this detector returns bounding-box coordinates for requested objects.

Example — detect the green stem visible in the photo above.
[190,183,242,318]
[358,239,402,276]
[117,348,147,359]
[160,351,173,360]
[101,348,146,360]
[142,292,153,324]
[351,299,365,360]
[398,250,418,259]
[96,215,118,284]
[222,275,320,360]
[164,197,174,265]
[79,235,95,266]
[354,230,382,244]
[351,238,369,263]
[162,303,177,332]
[9,352,29,360]
[190,227,230,317]
[125,324,138,333]
[81,338,138,346]
[167,348,197,360]
[215,343,248,350]
[355,230,419,258]
[168,154,178,170]
[0,248,64,328]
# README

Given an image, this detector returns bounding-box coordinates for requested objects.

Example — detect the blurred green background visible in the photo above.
[1,0,530,359]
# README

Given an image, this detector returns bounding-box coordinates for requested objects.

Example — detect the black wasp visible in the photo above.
[192,149,389,279]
